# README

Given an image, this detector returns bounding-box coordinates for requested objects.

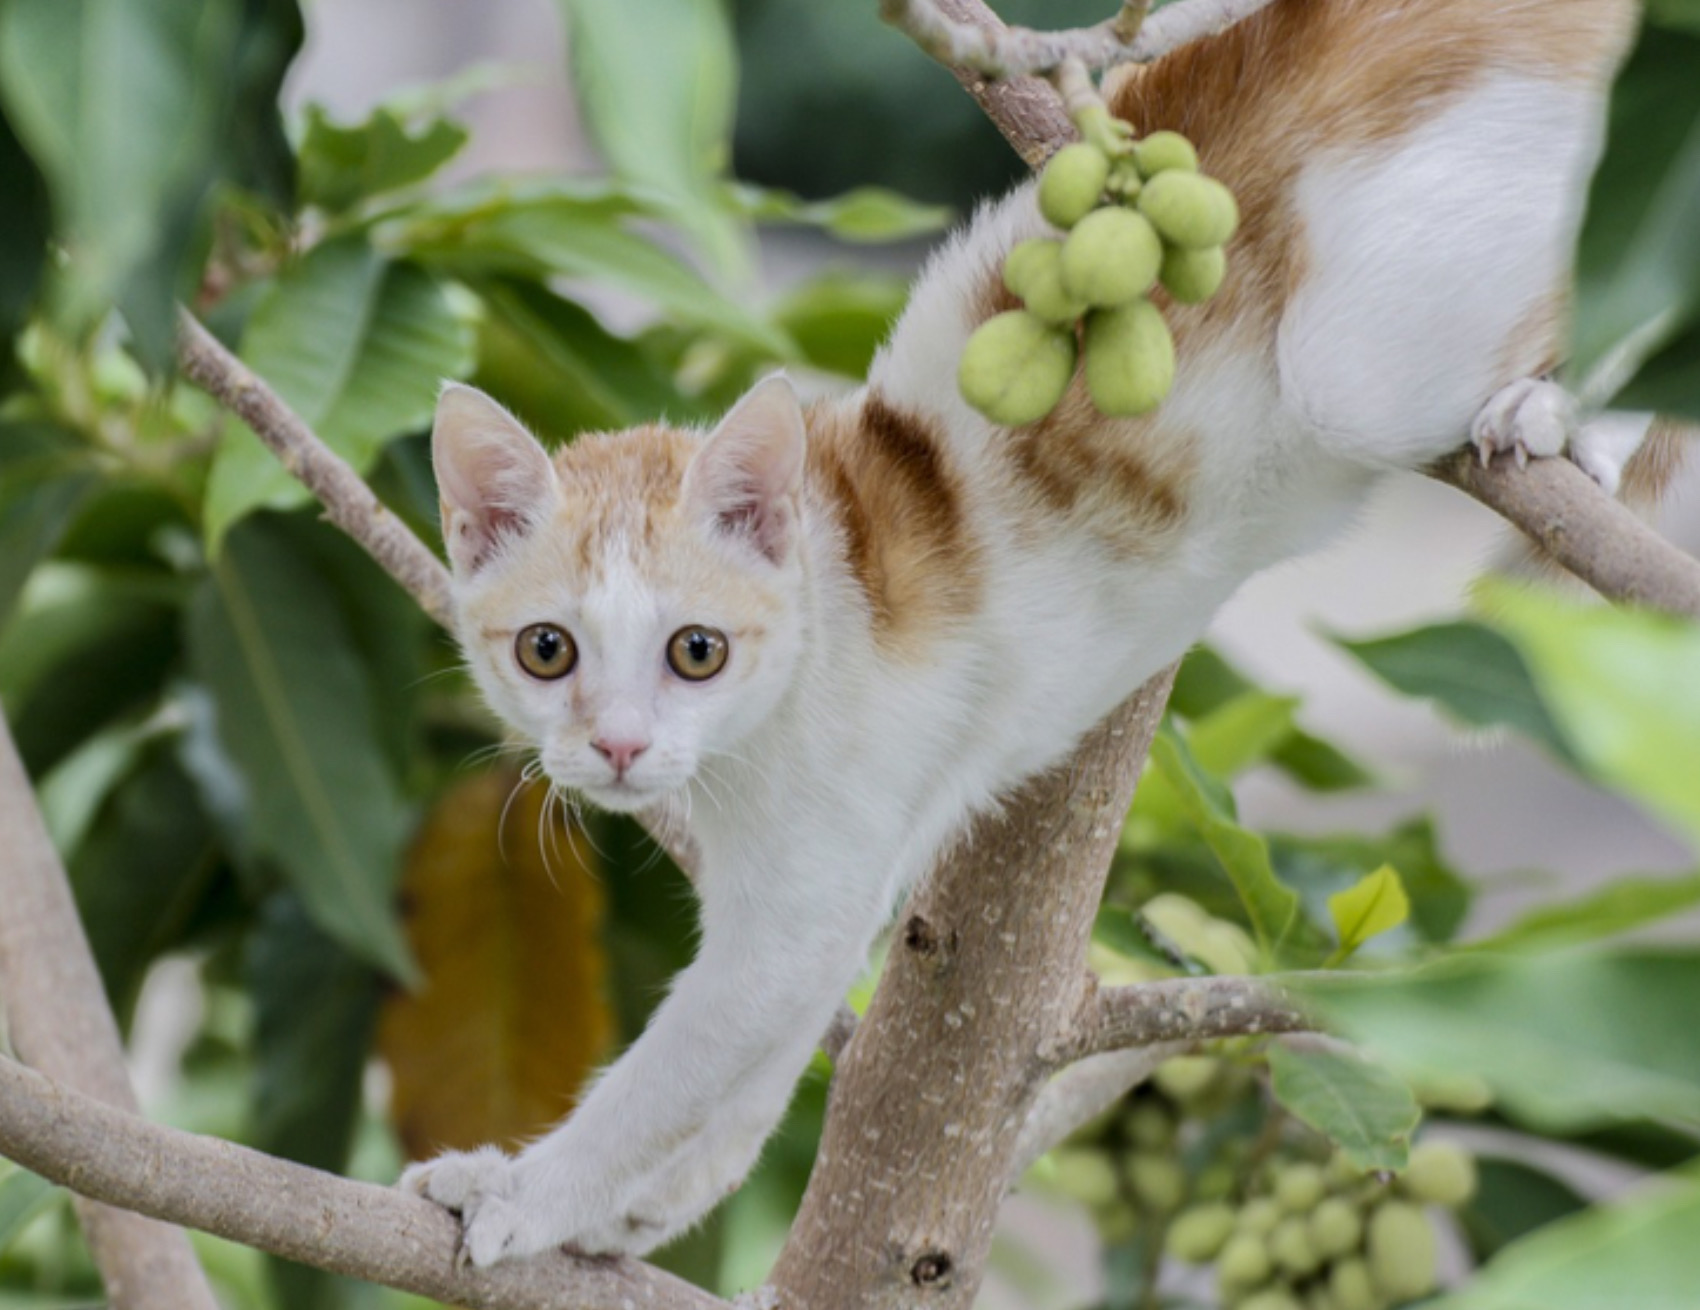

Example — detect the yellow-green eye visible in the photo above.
[667,626,729,681]
[515,623,576,680]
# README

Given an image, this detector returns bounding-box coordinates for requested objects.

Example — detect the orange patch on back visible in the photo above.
[806,393,981,653]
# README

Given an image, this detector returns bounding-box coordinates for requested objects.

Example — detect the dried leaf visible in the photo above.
[380,769,612,1157]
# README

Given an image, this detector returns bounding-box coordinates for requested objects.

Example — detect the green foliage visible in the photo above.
[0,1,1697,1307]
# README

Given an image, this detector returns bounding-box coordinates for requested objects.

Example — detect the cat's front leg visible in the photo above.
[402,891,868,1264]
[1469,379,1654,494]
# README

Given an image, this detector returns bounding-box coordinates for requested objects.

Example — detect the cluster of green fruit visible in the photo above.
[1167,1136,1477,1310]
[958,128,1238,427]
[1043,1047,1480,1310]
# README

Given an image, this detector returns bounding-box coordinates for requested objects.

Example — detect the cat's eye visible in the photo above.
[515,623,577,680]
[667,626,729,681]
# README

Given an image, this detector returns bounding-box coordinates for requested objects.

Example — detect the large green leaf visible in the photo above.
[0,1166,57,1253]
[726,183,952,244]
[472,277,688,435]
[1300,949,1700,1132]
[1185,691,1299,780]
[555,0,745,274]
[1148,728,1304,958]
[1334,621,1575,763]
[1266,1042,1419,1172]
[248,894,380,1310]
[0,107,50,343]
[202,239,476,547]
[72,745,221,1024]
[1475,871,1700,952]
[1269,818,1471,945]
[0,0,244,365]
[296,103,469,216]
[771,272,909,381]
[396,186,789,356]
[1170,646,1373,792]
[1431,1169,1700,1310]
[0,460,97,636]
[185,517,415,978]
[1570,21,1700,417]
[1483,582,1700,854]
[1459,1157,1590,1263]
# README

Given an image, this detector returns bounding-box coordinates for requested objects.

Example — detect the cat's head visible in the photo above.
[433,377,809,813]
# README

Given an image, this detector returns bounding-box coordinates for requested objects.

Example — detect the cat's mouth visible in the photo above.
[575,777,668,814]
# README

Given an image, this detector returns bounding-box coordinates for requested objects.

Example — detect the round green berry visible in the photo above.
[1167,1203,1237,1262]
[1330,1258,1384,1310]
[1218,1232,1273,1288]
[1061,207,1163,307]
[958,310,1076,427]
[1084,299,1175,417]
[1138,171,1240,249]
[1367,1201,1438,1301]
[1134,130,1200,177]
[1399,1140,1477,1208]
[1039,142,1111,229]
[1275,1163,1327,1214]
[1269,1216,1321,1276]
[1309,1196,1363,1259]
[1126,1151,1187,1213]
[1160,244,1228,304]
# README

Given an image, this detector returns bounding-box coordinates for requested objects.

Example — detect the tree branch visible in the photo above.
[0,714,221,1310]
[1435,449,1700,620]
[1054,974,1313,1064]
[1007,1044,1185,1180]
[174,311,456,631]
[0,1057,726,1310]
[881,0,1279,78]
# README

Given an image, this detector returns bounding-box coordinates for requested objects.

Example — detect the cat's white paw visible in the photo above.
[402,1147,589,1266]
[1470,378,1576,470]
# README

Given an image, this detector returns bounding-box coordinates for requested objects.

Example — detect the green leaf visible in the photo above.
[393,181,789,355]
[0,1166,56,1252]
[472,277,689,434]
[0,0,246,365]
[1474,871,1700,952]
[0,107,51,343]
[0,460,97,636]
[727,183,952,244]
[1335,620,1575,762]
[1185,691,1298,780]
[1299,949,1700,1132]
[202,240,476,547]
[1327,864,1410,960]
[72,745,221,1024]
[1458,1158,1590,1263]
[1266,1042,1419,1172]
[1429,1169,1700,1310]
[1483,581,1700,853]
[185,517,416,979]
[248,894,380,1310]
[1171,646,1373,792]
[1611,313,1700,419]
[555,0,746,274]
[1569,23,1700,413]
[771,272,909,380]
[1269,819,1471,945]
[1148,729,1303,958]
[296,104,470,216]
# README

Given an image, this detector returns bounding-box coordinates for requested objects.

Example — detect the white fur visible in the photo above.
[406,67,1651,1264]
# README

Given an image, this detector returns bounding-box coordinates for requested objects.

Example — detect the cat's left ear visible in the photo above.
[685,374,806,566]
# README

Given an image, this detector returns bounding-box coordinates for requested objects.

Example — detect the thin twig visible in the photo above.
[175,311,456,630]
[1007,1042,1186,1180]
[1055,974,1313,1064]
[880,0,1276,79]
[0,716,220,1310]
[1435,449,1700,620]
[0,1057,726,1310]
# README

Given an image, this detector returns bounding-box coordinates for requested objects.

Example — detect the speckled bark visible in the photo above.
[0,716,220,1310]
[768,668,1177,1310]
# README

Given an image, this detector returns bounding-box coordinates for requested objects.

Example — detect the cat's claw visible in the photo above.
[402,1148,569,1267]
[1470,378,1576,471]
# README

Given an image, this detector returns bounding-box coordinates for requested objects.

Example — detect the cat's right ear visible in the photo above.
[432,384,557,575]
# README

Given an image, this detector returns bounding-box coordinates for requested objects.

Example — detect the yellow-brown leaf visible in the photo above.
[380,769,612,1158]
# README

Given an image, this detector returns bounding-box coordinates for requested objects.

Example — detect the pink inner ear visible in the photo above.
[690,376,806,566]
[433,384,555,575]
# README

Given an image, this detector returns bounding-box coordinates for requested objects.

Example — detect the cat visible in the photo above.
[403,0,1668,1266]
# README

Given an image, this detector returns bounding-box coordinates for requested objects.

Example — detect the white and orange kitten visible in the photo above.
[403,0,1665,1265]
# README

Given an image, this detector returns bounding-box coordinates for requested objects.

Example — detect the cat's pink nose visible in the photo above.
[592,737,649,778]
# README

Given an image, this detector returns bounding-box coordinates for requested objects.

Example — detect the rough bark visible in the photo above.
[0,715,220,1310]
[0,1057,724,1310]
[768,668,1177,1310]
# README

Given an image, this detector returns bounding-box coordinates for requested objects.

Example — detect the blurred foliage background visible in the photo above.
[0,1,1698,1308]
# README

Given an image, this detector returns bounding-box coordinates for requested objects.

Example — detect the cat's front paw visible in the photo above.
[402,1147,588,1267]
[1470,378,1576,470]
